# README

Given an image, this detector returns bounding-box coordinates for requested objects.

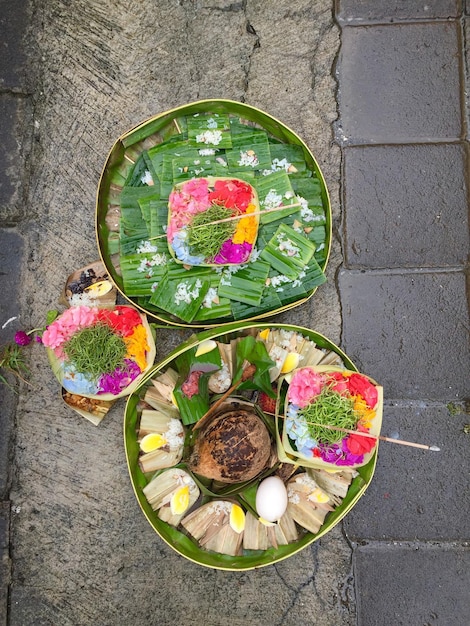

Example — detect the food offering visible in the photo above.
[43,305,156,401]
[167,177,259,266]
[280,366,383,470]
[96,100,331,327]
[124,323,380,570]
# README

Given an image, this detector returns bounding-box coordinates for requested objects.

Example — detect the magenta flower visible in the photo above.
[97,359,141,395]
[213,240,252,264]
[14,331,32,346]
[319,440,364,466]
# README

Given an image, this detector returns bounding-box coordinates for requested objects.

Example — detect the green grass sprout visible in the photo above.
[298,385,357,444]
[188,204,236,259]
[62,323,127,379]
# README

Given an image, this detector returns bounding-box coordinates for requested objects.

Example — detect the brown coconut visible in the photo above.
[189,406,271,483]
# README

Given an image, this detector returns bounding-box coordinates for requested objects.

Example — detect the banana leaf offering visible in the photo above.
[124,323,379,570]
[96,100,331,327]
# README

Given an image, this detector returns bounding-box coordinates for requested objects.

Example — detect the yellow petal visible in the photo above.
[280,352,300,374]
[259,328,270,341]
[170,485,190,515]
[308,488,330,504]
[140,433,167,453]
[229,504,246,533]
[84,280,113,297]
[195,339,217,357]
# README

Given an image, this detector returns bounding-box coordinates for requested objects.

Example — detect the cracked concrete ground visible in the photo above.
[5,1,353,624]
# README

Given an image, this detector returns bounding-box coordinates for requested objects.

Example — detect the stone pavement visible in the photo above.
[335,2,470,625]
[0,1,469,625]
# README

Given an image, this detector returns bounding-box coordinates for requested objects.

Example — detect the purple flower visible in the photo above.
[14,331,32,346]
[97,359,141,395]
[319,440,364,466]
[214,240,252,264]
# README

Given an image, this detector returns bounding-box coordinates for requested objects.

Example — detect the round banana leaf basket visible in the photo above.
[124,322,379,571]
[96,100,331,328]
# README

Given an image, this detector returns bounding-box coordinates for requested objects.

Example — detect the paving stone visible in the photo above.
[0,229,24,345]
[338,270,469,400]
[337,23,462,144]
[0,0,32,92]
[0,503,10,626]
[0,385,15,500]
[343,144,469,268]
[0,230,23,499]
[344,403,470,541]
[336,0,461,23]
[465,18,470,140]
[354,543,470,626]
[0,95,33,224]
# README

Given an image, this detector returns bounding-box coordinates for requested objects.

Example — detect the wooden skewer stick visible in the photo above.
[148,202,302,240]
[301,421,440,451]
[192,363,257,432]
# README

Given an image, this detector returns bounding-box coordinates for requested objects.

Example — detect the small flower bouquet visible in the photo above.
[280,366,383,469]
[43,305,156,400]
[167,176,260,266]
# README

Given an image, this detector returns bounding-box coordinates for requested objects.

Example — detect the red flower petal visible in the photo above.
[347,373,378,408]
[346,432,376,455]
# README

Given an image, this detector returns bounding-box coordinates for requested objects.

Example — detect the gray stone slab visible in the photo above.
[344,403,470,541]
[336,0,461,23]
[465,18,470,140]
[0,230,23,498]
[338,270,469,400]
[0,385,15,500]
[337,23,462,144]
[354,543,470,626]
[0,0,31,92]
[0,502,10,626]
[343,144,469,269]
[0,229,24,345]
[0,95,32,225]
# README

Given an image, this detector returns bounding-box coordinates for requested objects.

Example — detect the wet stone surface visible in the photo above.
[343,144,469,269]
[339,269,469,401]
[354,543,470,626]
[336,0,462,23]
[337,22,462,144]
[344,403,470,541]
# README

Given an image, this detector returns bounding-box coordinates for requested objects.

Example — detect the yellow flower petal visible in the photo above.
[84,280,113,297]
[229,504,246,533]
[280,352,300,374]
[259,328,270,341]
[170,485,190,515]
[140,433,167,453]
[195,339,217,357]
[308,488,330,504]
[124,324,150,371]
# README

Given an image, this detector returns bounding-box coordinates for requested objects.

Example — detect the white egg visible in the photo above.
[255,476,288,523]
